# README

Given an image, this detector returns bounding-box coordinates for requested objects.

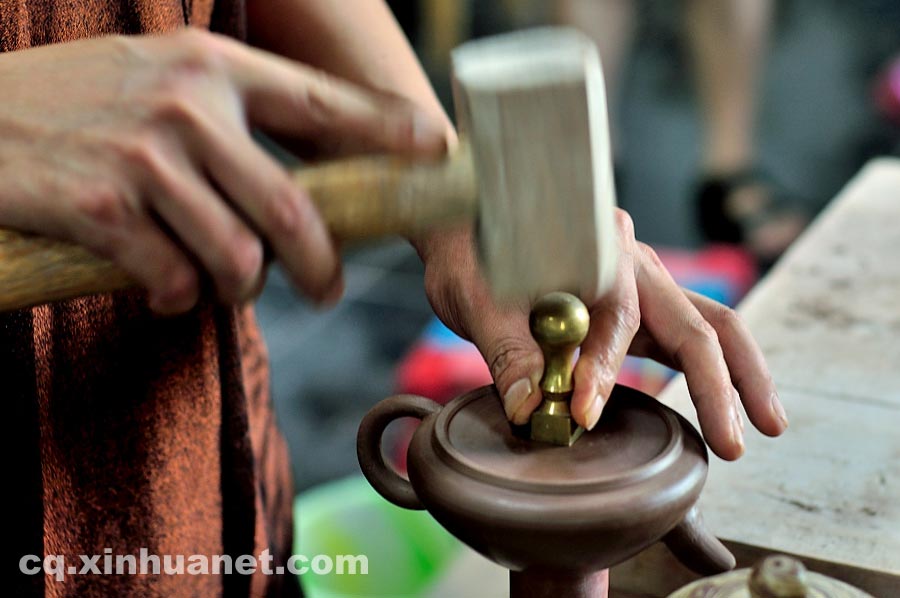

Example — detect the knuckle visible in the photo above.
[154,30,232,97]
[72,181,136,230]
[173,28,228,66]
[487,337,534,381]
[637,242,665,270]
[614,208,635,238]
[687,317,719,345]
[672,317,720,370]
[616,301,642,335]
[592,287,641,336]
[710,304,743,333]
[263,185,309,239]
[157,265,199,310]
[150,93,205,130]
[114,133,168,177]
[295,70,338,128]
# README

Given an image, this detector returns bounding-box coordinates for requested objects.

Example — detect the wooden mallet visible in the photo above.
[0,28,617,311]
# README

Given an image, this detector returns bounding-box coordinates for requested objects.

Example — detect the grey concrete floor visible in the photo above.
[259,1,900,492]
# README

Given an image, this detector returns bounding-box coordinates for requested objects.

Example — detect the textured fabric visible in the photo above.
[1,2,298,596]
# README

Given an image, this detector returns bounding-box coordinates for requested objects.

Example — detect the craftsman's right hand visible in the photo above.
[420,210,789,462]
[0,29,446,313]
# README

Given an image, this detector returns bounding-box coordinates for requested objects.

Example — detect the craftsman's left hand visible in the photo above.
[418,210,788,461]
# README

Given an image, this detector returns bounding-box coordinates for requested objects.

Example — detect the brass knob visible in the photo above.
[528,292,590,446]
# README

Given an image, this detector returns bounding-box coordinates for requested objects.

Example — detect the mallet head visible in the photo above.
[451,28,619,302]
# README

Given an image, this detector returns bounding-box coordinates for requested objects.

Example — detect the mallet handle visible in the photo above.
[0,145,476,312]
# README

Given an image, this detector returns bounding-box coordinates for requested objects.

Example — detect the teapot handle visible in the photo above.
[356,394,442,510]
[663,505,737,575]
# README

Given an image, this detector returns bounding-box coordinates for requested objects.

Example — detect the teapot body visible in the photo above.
[358,383,735,575]
[406,388,704,571]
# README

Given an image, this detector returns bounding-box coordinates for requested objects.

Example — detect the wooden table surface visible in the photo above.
[612,158,900,597]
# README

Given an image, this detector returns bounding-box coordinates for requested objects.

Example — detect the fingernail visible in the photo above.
[584,394,607,431]
[503,378,532,422]
[771,393,789,428]
[317,276,345,308]
[412,111,445,149]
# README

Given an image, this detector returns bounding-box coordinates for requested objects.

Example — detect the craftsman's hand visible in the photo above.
[0,29,446,313]
[420,210,788,460]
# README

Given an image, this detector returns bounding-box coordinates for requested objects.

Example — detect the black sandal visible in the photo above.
[696,170,808,268]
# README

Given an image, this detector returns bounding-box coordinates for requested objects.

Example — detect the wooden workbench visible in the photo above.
[612,158,900,597]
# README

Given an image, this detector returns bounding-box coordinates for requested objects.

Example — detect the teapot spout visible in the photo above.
[663,505,736,575]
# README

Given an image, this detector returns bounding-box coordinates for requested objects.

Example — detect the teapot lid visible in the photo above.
[666,555,875,598]
[431,383,706,498]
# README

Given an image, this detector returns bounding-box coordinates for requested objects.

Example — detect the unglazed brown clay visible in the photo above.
[667,555,876,598]
[357,384,735,597]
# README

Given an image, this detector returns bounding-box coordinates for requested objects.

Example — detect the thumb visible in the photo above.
[420,226,544,425]
[469,313,545,426]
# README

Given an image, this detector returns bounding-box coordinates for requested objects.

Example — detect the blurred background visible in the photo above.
[257,0,900,496]
[263,2,900,594]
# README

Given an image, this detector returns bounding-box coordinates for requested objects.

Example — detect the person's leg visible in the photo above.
[685,0,805,262]
[556,0,637,150]
[685,0,771,174]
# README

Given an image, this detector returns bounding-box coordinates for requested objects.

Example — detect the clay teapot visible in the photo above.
[667,555,875,598]
[357,293,735,596]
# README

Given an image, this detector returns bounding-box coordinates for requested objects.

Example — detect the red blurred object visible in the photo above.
[874,55,900,126]
[392,335,491,472]
[395,345,492,405]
